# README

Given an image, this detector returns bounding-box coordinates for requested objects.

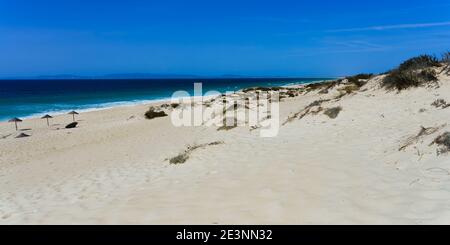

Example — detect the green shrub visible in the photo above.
[145,107,168,119]
[398,55,440,71]
[442,51,450,64]
[382,67,438,91]
[346,73,373,87]
[420,68,438,81]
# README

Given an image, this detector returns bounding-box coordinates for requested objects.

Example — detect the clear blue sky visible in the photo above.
[1,0,450,77]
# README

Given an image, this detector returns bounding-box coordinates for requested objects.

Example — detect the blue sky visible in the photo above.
[1,0,450,77]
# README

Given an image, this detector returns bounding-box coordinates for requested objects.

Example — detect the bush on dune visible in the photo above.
[382,55,441,91]
[442,52,450,74]
[398,55,440,71]
[346,73,373,87]
[383,68,438,90]
[430,132,450,155]
[145,107,168,120]
[442,52,450,64]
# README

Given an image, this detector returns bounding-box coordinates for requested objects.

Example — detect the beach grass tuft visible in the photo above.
[169,141,224,164]
[431,99,450,109]
[431,132,450,155]
[323,106,342,119]
[399,124,447,151]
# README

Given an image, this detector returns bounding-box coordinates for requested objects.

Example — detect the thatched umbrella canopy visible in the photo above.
[8,117,22,131]
[41,114,53,126]
[68,111,79,122]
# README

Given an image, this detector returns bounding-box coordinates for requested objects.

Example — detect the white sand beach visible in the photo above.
[1,68,450,224]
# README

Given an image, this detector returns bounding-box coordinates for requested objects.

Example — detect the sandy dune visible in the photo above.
[1,72,450,224]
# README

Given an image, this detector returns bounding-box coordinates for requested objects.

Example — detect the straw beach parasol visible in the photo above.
[68,111,79,122]
[41,114,53,126]
[8,117,22,131]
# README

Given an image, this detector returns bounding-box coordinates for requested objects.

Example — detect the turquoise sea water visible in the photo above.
[0,78,330,121]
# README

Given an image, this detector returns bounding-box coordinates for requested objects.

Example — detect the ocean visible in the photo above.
[0,78,330,121]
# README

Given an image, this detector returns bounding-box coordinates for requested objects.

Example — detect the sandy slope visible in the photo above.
[1,72,450,224]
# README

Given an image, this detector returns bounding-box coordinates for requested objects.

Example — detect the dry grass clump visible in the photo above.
[346,73,373,87]
[145,107,168,120]
[383,68,438,91]
[242,86,284,93]
[305,74,371,95]
[398,55,440,71]
[169,141,224,164]
[305,81,339,94]
[323,106,342,119]
[169,153,189,164]
[443,51,450,64]
[338,84,360,95]
[161,103,180,109]
[302,81,337,94]
[431,99,450,109]
[382,55,441,91]
[399,124,446,151]
[430,132,450,155]
[283,99,331,125]
[442,52,450,75]
[286,90,299,97]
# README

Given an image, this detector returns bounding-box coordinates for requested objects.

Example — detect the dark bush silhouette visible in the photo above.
[382,55,441,90]
[430,132,450,155]
[382,68,438,90]
[398,55,440,71]
[442,52,450,64]
[145,107,168,120]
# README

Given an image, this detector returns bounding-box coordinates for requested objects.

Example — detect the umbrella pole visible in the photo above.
[47,118,49,126]
[15,121,18,131]
[73,114,75,122]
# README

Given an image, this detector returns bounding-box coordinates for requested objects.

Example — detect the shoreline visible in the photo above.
[0,80,321,123]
